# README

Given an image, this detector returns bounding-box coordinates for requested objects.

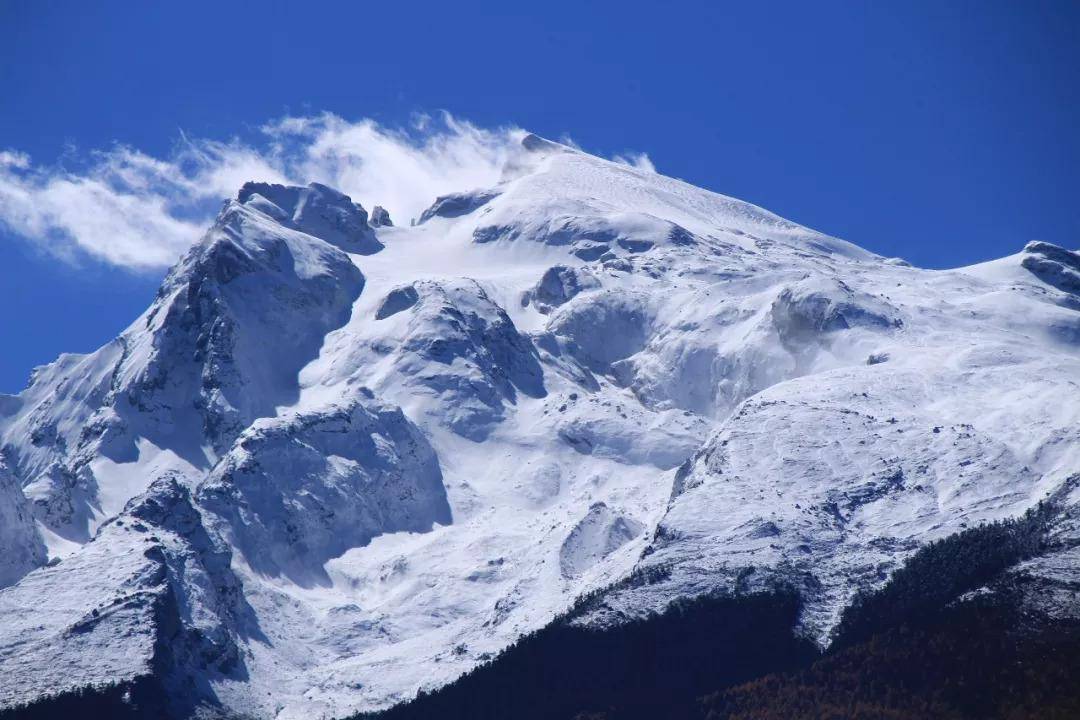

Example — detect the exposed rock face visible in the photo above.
[369,205,393,228]
[134,194,366,452]
[198,400,451,585]
[335,278,547,440]
[524,265,600,314]
[238,181,383,254]
[1022,240,1080,296]
[418,189,500,224]
[375,284,419,319]
[0,474,256,716]
[0,457,46,588]
[0,188,366,548]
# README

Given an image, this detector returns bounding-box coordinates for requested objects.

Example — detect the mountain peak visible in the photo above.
[236,181,383,254]
[520,132,576,155]
[1,145,1079,718]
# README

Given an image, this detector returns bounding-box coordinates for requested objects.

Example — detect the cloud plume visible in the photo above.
[0,114,653,271]
[0,114,521,270]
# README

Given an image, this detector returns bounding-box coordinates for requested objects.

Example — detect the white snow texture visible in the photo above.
[1,133,1078,718]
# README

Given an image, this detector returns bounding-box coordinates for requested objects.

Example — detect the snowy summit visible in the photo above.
[1,133,1078,718]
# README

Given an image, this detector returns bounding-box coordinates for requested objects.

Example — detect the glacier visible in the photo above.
[0,133,1078,718]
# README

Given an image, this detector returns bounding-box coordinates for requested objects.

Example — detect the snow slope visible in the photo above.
[1,134,1078,718]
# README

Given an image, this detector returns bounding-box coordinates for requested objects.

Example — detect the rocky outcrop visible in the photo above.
[198,401,451,585]
[0,457,46,588]
[369,205,393,228]
[1022,240,1080,295]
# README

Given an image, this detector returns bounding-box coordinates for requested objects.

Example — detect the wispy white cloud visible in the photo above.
[0,151,31,170]
[0,113,654,271]
[612,151,656,174]
[0,153,204,269]
[261,113,523,226]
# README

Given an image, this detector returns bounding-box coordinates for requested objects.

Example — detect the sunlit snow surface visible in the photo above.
[1,136,1078,717]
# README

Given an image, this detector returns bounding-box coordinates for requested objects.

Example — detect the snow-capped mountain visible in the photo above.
[1,133,1078,719]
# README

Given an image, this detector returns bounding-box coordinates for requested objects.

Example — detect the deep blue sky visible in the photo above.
[1,1,1078,393]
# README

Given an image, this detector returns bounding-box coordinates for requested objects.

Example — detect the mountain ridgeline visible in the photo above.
[362,494,1080,720]
[1,133,1078,719]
